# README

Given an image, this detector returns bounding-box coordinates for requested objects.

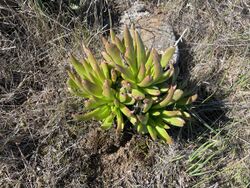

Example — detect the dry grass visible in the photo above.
[0,0,249,187]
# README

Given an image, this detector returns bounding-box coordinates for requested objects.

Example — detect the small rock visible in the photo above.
[119,1,179,64]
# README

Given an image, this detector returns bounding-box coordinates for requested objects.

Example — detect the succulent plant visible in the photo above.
[67,25,197,144]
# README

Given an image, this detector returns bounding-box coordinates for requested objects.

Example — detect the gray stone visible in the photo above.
[119,1,179,64]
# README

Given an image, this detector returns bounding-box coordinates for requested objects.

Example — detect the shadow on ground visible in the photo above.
[170,34,230,142]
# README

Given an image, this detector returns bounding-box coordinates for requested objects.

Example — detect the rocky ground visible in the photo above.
[0,0,249,187]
